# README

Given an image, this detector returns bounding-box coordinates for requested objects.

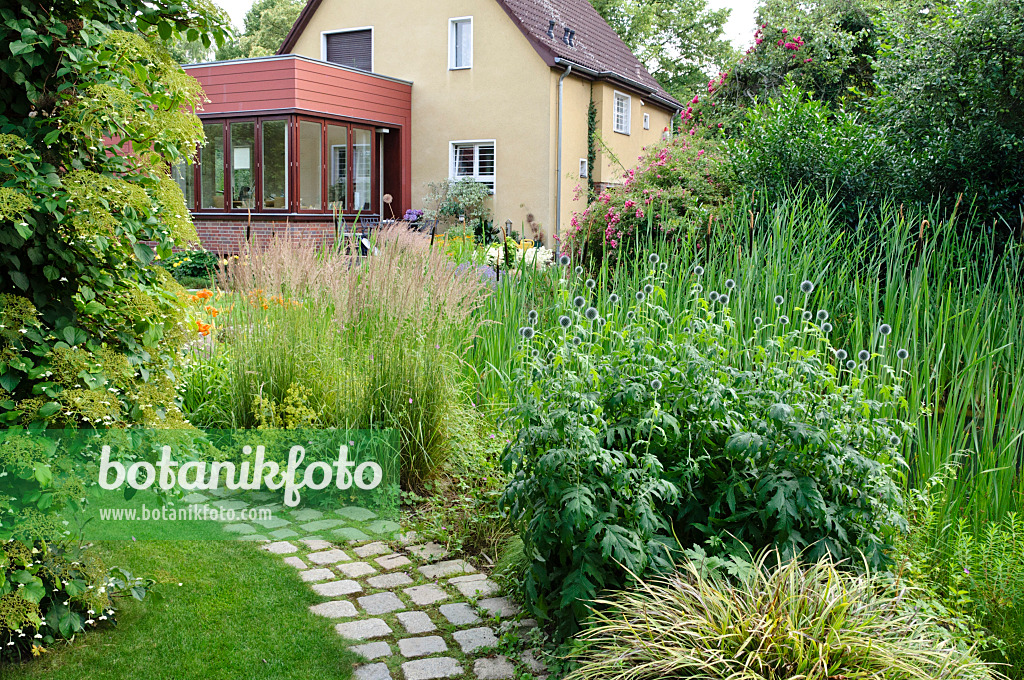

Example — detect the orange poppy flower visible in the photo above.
[196,321,212,336]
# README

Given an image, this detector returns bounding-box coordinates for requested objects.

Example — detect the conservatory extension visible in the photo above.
[178,55,412,252]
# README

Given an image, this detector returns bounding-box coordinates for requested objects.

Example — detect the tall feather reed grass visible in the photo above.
[566,552,998,680]
[185,228,485,487]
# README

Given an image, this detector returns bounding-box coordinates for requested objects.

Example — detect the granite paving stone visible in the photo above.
[282,556,307,569]
[367,572,414,589]
[350,642,392,660]
[269,528,300,540]
[353,541,390,558]
[474,656,515,680]
[306,549,352,565]
[406,542,447,561]
[333,527,371,541]
[366,519,402,535]
[396,611,436,634]
[336,506,378,522]
[438,602,481,626]
[376,554,412,570]
[404,584,449,606]
[302,519,346,532]
[301,538,332,551]
[357,591,406,615]
[477,597,519,619]
[354,662,392,680]
[418,560,475,579]
[337,561,378,578]
[223,523,257,535]
[335,618,392,640]
[299,568,335,583]
[262,541,298,555]
[453,578,499,599]
[312,579,363,597]
[401,657,463,680]
[398,635,447,658]
[309,600,358,618]
[291,509,323,521]
[452,627,498,654]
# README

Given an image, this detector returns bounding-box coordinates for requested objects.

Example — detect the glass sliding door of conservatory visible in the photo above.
[230,121,256,210]
[353,128,372,213]
[299,120,323,211]
[327,124,348,212]
[261,120,288,211]
[200,122,224,210]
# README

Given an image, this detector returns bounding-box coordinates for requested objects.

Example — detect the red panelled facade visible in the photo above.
[181,56,413,252]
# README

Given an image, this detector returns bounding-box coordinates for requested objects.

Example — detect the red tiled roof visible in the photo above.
[278,0,680,109]
[493,0,680,108]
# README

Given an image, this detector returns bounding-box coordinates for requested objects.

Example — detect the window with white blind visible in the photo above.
[643,112,650,130]
[613,91,631,134]
[323,28,373,71]
[450,140,495,193]
[449,17,472,69]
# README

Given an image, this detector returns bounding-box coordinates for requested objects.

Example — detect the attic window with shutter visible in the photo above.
[324,29,373,71]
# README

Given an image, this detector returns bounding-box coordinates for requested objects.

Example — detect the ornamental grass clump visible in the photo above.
[567,552,998,680]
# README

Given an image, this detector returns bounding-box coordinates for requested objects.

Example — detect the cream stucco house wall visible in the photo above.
[279,0,680,246]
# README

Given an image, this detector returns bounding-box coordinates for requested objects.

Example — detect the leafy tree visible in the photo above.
[216,0,304,61]
[872,0,1024,227]
[588,0,736,101]
[168,1,233,64]
[0,0,228,431]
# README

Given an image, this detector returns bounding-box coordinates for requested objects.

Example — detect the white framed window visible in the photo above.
[450,140,495,193]
[613,91,631,134]
[579,158,589,178]
[449,17,473,70]
[643,113,650,130]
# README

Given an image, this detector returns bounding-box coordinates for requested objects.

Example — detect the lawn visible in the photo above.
[0,540,358,680]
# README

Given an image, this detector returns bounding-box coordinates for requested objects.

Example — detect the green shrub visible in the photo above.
[729,82,894,217]
[567,552,997,680]
[160,248,219,285]
[501,257,909,638]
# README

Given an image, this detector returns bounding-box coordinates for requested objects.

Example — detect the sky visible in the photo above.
[216,0,759,48]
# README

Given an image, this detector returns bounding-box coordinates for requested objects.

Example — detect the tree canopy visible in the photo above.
[215,0,304,61]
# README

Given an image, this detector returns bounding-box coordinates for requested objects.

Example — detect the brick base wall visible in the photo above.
[194,220,340,254]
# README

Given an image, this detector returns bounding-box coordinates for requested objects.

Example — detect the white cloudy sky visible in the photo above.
[216,0,759,47]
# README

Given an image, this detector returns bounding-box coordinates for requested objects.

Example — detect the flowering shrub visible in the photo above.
[160,248,219,286]
[501,257,909,639]
[564,136,734,269]
[481,242,555,271]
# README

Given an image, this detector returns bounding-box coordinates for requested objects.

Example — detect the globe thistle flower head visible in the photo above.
[659,262,668,271]
[774,295,784,306]
[558,315,572,329]
[531,349,540,357]
[648,253,660,265]
[879,323,892,336]
[573,296,586,308]
[597,317,606,327]
[572,336,582,346]
[651,378,662,391]
[609,293,620,304]
[585,307,599,321]
[559,254,571,266]
[802,311,813,321]
[725,279,735,290]
[694,283,703,293]
[858,349,870,361]
[719,293,730,305]
[519,326,536,340]
[800,280,815,294]
[665,316,673,326]
[635,291,646,302]
[626,311,635,320]
[528,310,539,322]
[896,348,909,361]
[779,315,790,325]
[547,351,555,361]
[754,316,762,326]
[836,349,847,361]
[817,309,829,321]
[585,278,596,289]
[709,291,720,302]
[889,434,901,447]
[574,266,584,275]
[643,284,654,295]
[694,265,705,276]
[822,322,833,333]
[846,359,856,369]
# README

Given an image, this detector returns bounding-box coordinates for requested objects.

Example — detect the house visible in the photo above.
[178,0,680,250]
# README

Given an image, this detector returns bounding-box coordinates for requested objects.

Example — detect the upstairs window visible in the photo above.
[449,18,472,69]
[613,91,631,135]
[451,140,495,193]
[325,29,372,71]
[643,112,650,130]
